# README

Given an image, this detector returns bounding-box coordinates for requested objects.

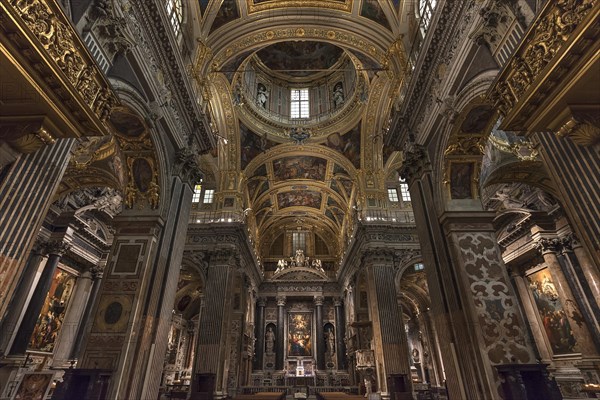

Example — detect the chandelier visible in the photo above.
[276,249,323,273]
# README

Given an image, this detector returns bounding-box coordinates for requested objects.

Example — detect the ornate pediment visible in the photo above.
[272,267,328,282]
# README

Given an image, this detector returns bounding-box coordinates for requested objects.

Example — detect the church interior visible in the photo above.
[0,0,599,399]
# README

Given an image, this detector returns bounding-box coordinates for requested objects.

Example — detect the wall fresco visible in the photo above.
[323,125,361,168]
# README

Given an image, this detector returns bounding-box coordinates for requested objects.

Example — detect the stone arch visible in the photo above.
[107,88,170,212]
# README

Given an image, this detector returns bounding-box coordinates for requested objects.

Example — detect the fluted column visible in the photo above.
[400,144,537,399]
[0,241,46,354]
[315,296,325,370]
[363,250,411,395]
[192,252,236,398]
[532,131,600,270]
[399,144,484,399]
[81,160,199,400]
[534,236,598,355]
[334,298,346,370]
[0,139,74,320]
[254,297,266,370]
[276,295,286,370]
[11,239,71,354]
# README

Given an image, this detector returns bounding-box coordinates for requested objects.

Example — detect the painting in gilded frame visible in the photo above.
[28,268,76,353]
[288,313,312,357]
[527,267,577,354]
[13,372,54,400]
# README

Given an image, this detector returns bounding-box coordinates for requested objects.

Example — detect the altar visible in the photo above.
[285,359,316,387]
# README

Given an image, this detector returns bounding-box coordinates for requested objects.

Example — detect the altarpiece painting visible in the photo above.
[288,313,312,357]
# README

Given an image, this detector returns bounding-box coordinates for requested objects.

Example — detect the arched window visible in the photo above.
[166,0,183,37]
[418,0,437,33]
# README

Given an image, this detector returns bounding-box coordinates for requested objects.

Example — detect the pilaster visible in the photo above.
[363,249,411,396]
[192,250,238,399]
[276,295,286,371]
[0,139,75,320]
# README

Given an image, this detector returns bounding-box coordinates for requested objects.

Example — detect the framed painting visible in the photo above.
[527,267,577,354]
[287,312,313,357]
[13,372,54,400]
[449,161,475,199]
[28,268,76,353]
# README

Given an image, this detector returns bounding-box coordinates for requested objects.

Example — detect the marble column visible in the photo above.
[534,236,598,356]
[399,145,487,399]
[68,263,104,363]
[276,295,286,370]
[0,139,74,320]
[0,241,46,354]
[510,271,552,362]
[558,236,600,346]
[418,310,443,387]
[52,269,94,367]
[254,297,266,370]
[532,131,600,270]
[315,296,325,370]
[400,144,537,399]
[334,298,346,370]
[364,250,411,395]
[563,233,600,310]
[11,239,71,354]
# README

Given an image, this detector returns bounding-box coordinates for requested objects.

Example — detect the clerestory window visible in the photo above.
[418,0,437,34]
[291,88,309,119]
[399,177,411,202]
[192,184,202,203]
[166,0,183,37]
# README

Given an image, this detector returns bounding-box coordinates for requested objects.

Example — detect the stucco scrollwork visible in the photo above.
[489,0,595,116]
[7,0,118,122]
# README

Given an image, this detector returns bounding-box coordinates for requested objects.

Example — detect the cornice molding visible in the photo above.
[126,0,214,152]
[388,1,477,148]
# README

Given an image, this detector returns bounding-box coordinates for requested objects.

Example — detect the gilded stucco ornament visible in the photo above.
[208,28,387,74]
[7,0,118,122]
[489,0,595,116]
[246,0,352,13]
[124,156,160,210]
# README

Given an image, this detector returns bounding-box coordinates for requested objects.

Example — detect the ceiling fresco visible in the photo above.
[272,156,328,182]
[240,123,277,170]
[322,123,361,168]
[361,0,392,31]
[256,42,345,77]
[210,0,240,34]
[277,190,322,210]
[194,0,410,265]
[246,0,353,13]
